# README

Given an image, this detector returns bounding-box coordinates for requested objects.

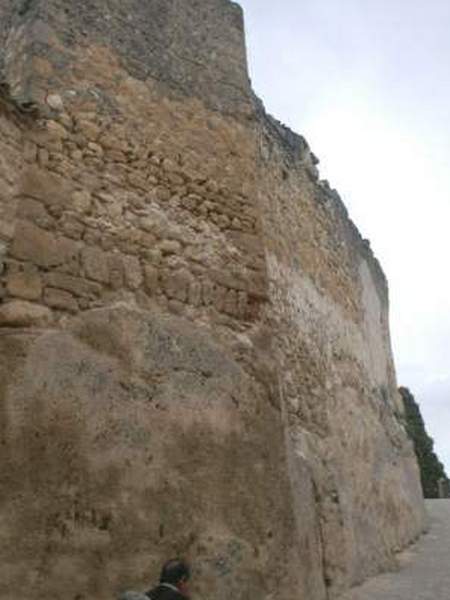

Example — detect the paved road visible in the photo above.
[340,500,450,600]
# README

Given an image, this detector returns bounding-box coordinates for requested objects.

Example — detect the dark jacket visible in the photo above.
[146,584,185,600]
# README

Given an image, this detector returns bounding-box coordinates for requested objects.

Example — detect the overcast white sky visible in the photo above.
[238,0,450,472]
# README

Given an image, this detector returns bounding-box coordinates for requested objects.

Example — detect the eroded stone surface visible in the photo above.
[0,1,426,599]
[0,305,316,600]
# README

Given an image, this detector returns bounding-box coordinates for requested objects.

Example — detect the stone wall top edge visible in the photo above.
[0,0,254,116]
[258,103,389,303]
[319,177,389,303]
[1,0,390,302]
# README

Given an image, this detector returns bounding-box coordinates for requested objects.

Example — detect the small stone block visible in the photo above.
[44,287,79,312]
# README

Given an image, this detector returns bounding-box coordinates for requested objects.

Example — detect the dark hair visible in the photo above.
[159,559,191,585]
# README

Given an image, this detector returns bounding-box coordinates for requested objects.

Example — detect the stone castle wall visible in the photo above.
[257,122,424,593]
[0,93,24,288]
[0,1,426,599]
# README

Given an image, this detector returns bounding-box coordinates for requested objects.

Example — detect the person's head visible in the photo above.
[159,559,191,596]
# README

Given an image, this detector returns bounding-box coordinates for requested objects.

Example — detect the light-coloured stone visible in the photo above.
[44,272,101,298]
[122,255,143,290]
[7,270,42,301]
[143,265,159,295]
[46,120,69,140]
[86,142,103,156]
[155,186,171,202]
[188,280,202,307]
[81,246,109,283]
[37,148,50,168]
[223,288,238,315]
[23,140,38,163]
[11,221,80,270]
[159,239,181,255]
[202,279,214,306]
[108,254,125,290]
[17,198,55,229]
[0,300,52,327]
[161,268,192,302]
[76,119,101,141]
[46,93,64,111]
[43,287,79,312]
[20,166,73,209]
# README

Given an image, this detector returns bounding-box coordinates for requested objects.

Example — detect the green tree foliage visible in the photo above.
[399,386,449,498]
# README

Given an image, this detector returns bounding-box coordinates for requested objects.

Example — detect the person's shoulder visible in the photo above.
[147,586,184,600]
[118,592,149,600]
[144,586,159,600]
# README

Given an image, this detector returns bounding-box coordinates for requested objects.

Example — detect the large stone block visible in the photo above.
[108,254,125,290]
[160,268,192,302]
[143,265,159,296]
[122,255,143,290]
[81,246,110,284]
[20,166,73,209]
[17,197,56,229]
[0,306,314,600]
[0,300,52,327]
[11,221,80,270]
[43,287,79,312]
[44,272,101,298]
[6,269,43,301]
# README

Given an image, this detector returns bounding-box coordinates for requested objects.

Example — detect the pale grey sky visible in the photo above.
[238,0,450,472]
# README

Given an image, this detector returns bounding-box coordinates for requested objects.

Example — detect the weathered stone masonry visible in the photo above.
[0,1,426,599]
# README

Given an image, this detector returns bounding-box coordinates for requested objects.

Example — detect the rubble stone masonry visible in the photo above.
[0,1,426,599]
